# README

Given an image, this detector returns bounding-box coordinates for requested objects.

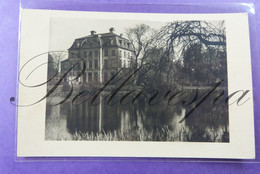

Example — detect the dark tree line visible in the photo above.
[125,20,227,90]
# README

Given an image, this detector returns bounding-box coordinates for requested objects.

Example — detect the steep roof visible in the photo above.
[69,31,133,51]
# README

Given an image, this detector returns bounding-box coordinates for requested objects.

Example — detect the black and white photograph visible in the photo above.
[45,17,229,142]
[17,10,254,158]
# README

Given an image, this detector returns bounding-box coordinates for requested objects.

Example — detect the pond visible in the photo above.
[45,91,229,142]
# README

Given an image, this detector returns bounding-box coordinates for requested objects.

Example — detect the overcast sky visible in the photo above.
[48,17,168,52]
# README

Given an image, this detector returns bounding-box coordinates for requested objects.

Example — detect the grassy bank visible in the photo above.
[70,127,228,142]
[45,121,228,142]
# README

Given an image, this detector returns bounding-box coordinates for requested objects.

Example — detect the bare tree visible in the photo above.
[125,21,226,89]
[49,51,68,72]
[156,20,226,86]
[125,24,158,70]
[158,20,226,61]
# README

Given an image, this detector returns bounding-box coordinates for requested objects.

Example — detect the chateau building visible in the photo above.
[61,28,134,84]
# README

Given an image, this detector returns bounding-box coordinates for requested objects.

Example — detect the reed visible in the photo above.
[46,124,228,142]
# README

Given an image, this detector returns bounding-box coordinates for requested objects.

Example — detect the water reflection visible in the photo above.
[45,94,229,142]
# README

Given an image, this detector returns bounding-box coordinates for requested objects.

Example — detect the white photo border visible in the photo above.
[17,9,255,159]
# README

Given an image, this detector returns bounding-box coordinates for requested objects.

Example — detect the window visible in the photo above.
[124,60,126,67]
[104,72,108,82]
[111,72,115,78]
[112,50,116,56]
[94,72,98,82]
[105,50,108,56]
[127,52,130,58]
[88,73,92,82]
[119,50,122,56]
[89,51,93,58]
[119,40,122,46]
[104,59,108,68]
[94,50,98,57]
[94,59,98,69]
[76,52,79,58]
[124,51,126,58]
[110,72,116,85]
[89,60,92,69]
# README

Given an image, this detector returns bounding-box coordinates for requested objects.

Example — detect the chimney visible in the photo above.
[109,27,115,33]
[120,33,123,37]
[90,30,96,36]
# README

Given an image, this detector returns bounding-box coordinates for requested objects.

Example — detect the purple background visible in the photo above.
[0,0,259,173]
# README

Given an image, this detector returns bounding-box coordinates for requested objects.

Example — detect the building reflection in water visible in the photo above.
[45,94,229,142]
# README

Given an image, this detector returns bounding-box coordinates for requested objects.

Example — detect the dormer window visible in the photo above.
[112,50,116,56]
[76,42,80,48]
